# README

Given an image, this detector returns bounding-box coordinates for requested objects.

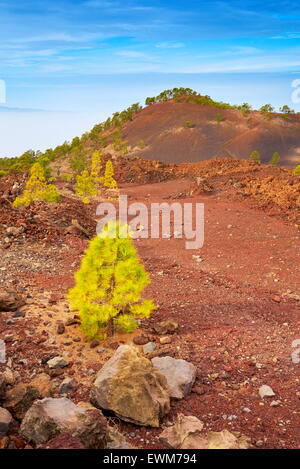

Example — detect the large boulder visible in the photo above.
[20,398,107,448]
[152,356,197,399]
[90,345,170,427]
[0,290,25,312]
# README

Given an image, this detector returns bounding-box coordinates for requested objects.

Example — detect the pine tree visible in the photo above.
[68,221,155,339]
[103,160,117,188]
[270,151,280,166]
[90,150,103,187]
[249,151,261,163]
[75,170,97,204]
[13,162,60,207]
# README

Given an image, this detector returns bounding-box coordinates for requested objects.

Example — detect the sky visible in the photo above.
[1,0,300,157]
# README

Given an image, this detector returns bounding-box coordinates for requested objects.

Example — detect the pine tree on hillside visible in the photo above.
[270,151,280,166]
[103,160,117,188]
[68,221,155,339]
[13,162,60,207]
[91,150,103,186]
[249,151,261,163]
[75,169,97,204]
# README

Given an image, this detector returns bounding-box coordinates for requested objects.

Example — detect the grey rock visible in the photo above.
[152,356,197,399]
[47,356,69,369]
[259,385,275,398]
[143,342,156,355]
[59,378,78,395]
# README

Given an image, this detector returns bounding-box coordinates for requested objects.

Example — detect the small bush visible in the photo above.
[294,165,300,175]
[249,151,261,163]
[183,121,194,128]
[13,163,60,207]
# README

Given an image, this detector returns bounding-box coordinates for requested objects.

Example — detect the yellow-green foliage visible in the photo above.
[270,151,280,166]
[68,221,155,339]
[0,170,7,178]
[294,165,300,175]
[12,163,60,207]
[75,170,97,204]
[61,173,73,182]
[103,160,117,188]
[249,150,261,163]
[90,150,103,186]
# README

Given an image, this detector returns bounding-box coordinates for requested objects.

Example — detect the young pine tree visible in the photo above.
[13,162,60,207]
[103,160,117,188]
[68,221,155,339]
[270,152,280,166]
[75,170,97,204]
[249,151,261,164]
[90,150,103,187]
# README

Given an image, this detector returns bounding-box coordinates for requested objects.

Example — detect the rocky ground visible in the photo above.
[0,161,299,449]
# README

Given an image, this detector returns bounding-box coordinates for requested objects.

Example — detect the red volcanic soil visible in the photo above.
[122,101,300,167]
[0,163,299,449]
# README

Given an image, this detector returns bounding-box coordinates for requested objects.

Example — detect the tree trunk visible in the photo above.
[107,317,114,337]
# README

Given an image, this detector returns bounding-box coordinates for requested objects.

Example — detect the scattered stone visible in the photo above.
[97,347,105,354]
[153,320,179,335]
[30,374,51,399]
[143,342,156,355]
[0,408,13,436]
[90,345,170,427]
[47,357,69,369]
[20,398,107,448]
[152,356,197,400]
[270,400,281,407]
[159,336,172,345]
[56,323,65,335]
[59,378,78,395]
[133,335,150,346]
[0,290,25,312]
[90,340,100,349]
[11,311,25,318]
[65,318,80,326]
[259,385,275,399]
[3,383,40,421]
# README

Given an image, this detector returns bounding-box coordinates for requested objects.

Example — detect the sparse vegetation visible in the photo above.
[270,152,280,166]
[103,160,117,189]
[279,105,294,114]
[68,221,155,338]
[249,151,261,163]
[12,162,60,207]
[294,164,300,175]
[183,120,194,128]
[215,113,223,123]
[75,169,97,204]
[137,139,146,149]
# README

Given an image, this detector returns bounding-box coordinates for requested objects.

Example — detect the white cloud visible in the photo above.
[156,42,185,49]
[116,51,147,58]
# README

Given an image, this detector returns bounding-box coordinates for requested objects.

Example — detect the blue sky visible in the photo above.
[1,0,300,156]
